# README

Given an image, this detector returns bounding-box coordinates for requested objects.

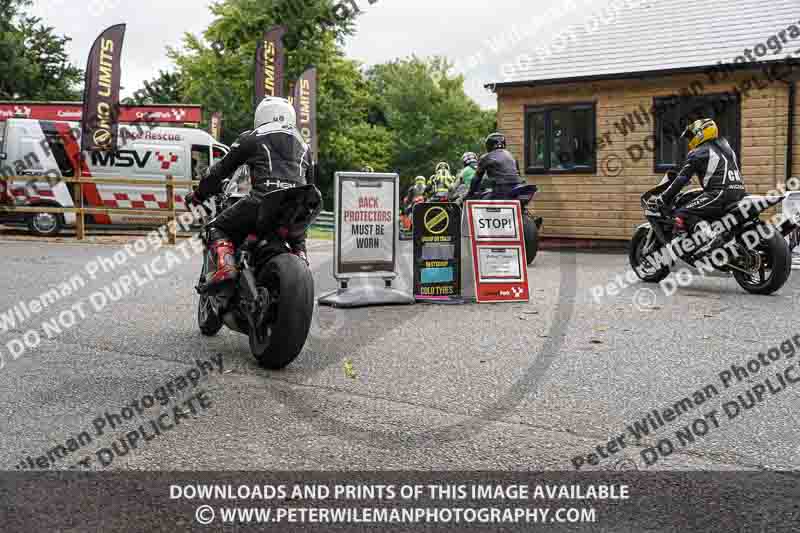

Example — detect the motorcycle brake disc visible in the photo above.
[733,249,762,273]
[747,252,763,274]
[255,287,272,326]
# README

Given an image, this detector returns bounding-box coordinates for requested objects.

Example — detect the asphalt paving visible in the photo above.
[1,234,799,472]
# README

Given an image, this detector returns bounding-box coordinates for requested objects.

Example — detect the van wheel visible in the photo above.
[28,212,63,237]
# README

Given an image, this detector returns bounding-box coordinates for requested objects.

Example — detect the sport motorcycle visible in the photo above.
[630,172,791,295]
[195,176,322,369]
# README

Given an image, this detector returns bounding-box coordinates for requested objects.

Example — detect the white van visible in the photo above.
[0,118,229,235]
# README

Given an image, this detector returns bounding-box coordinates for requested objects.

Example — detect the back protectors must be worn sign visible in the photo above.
[466,200,530,303]
[320,171,413,308]
[413,203,461,301]
[335,172,398,277]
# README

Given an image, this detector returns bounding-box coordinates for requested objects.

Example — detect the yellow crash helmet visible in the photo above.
[682,118,719,151]
[414,175,427,186]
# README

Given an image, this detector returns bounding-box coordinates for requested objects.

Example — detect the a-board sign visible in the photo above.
[465,200,530,303]
[413,202,461,301]
[334,172,398,278]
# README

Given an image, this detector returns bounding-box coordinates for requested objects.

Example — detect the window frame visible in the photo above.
[523,102,597,175]
[212,144,229,164]
[653,92,742,174]
[191,144,212,180]
[0,122,6,157]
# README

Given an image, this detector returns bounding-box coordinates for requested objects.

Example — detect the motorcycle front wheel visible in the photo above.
[630,226,671,283]
[251,253,315,370]
[197,250,223,336]
[198,295,223,336]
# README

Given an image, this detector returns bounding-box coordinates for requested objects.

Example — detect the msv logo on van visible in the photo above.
[91,150,152,168]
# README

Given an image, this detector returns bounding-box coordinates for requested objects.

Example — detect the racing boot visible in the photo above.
[206,239,238,287]
[674,216,689,234]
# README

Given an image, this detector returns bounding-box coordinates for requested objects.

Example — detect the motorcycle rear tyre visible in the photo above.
[251,253,315,370]
[523,213,539,265]
[732,229,791,295]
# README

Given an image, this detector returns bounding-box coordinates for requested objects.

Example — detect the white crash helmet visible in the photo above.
[254,96,296,129]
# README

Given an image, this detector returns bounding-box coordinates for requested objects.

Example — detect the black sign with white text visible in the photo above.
[413,203,461,302]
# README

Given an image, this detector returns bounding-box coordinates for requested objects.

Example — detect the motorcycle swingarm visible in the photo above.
[238,268,259,304]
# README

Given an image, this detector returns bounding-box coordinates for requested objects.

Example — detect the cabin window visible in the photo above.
[653,93,741,171]
[524,103,596,174]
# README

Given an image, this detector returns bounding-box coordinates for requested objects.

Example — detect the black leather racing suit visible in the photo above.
[468,149,525,197]
[198,122,313,250]
[661,137,746,228]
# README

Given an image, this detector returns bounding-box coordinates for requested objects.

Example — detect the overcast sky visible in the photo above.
[29,0,612,109]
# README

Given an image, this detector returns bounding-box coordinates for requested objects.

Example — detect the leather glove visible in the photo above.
[184,190,204,207]
[645,195,666,212]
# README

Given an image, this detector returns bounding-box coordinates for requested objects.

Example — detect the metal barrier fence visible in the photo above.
[1,175,335,239]
[0,175,195,244]
[312,211,334,232]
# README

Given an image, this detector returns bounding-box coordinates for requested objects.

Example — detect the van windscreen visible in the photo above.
[40,123,75,177]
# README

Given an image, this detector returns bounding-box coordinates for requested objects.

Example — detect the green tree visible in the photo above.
[124,70,185,105]
[0,0,82,100]
[367,56,496,188]
[170,0,361,141]
[167,0,496,203]
[312,45,396,199]
[169,0,370,202]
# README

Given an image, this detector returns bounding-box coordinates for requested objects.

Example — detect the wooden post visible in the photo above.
[75,163,85,240]
[166,174,176,245]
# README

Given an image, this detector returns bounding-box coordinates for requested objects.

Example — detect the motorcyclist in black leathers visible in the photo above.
[650,118,746,233]
[186,97,313,288]
[468,133,525,198]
